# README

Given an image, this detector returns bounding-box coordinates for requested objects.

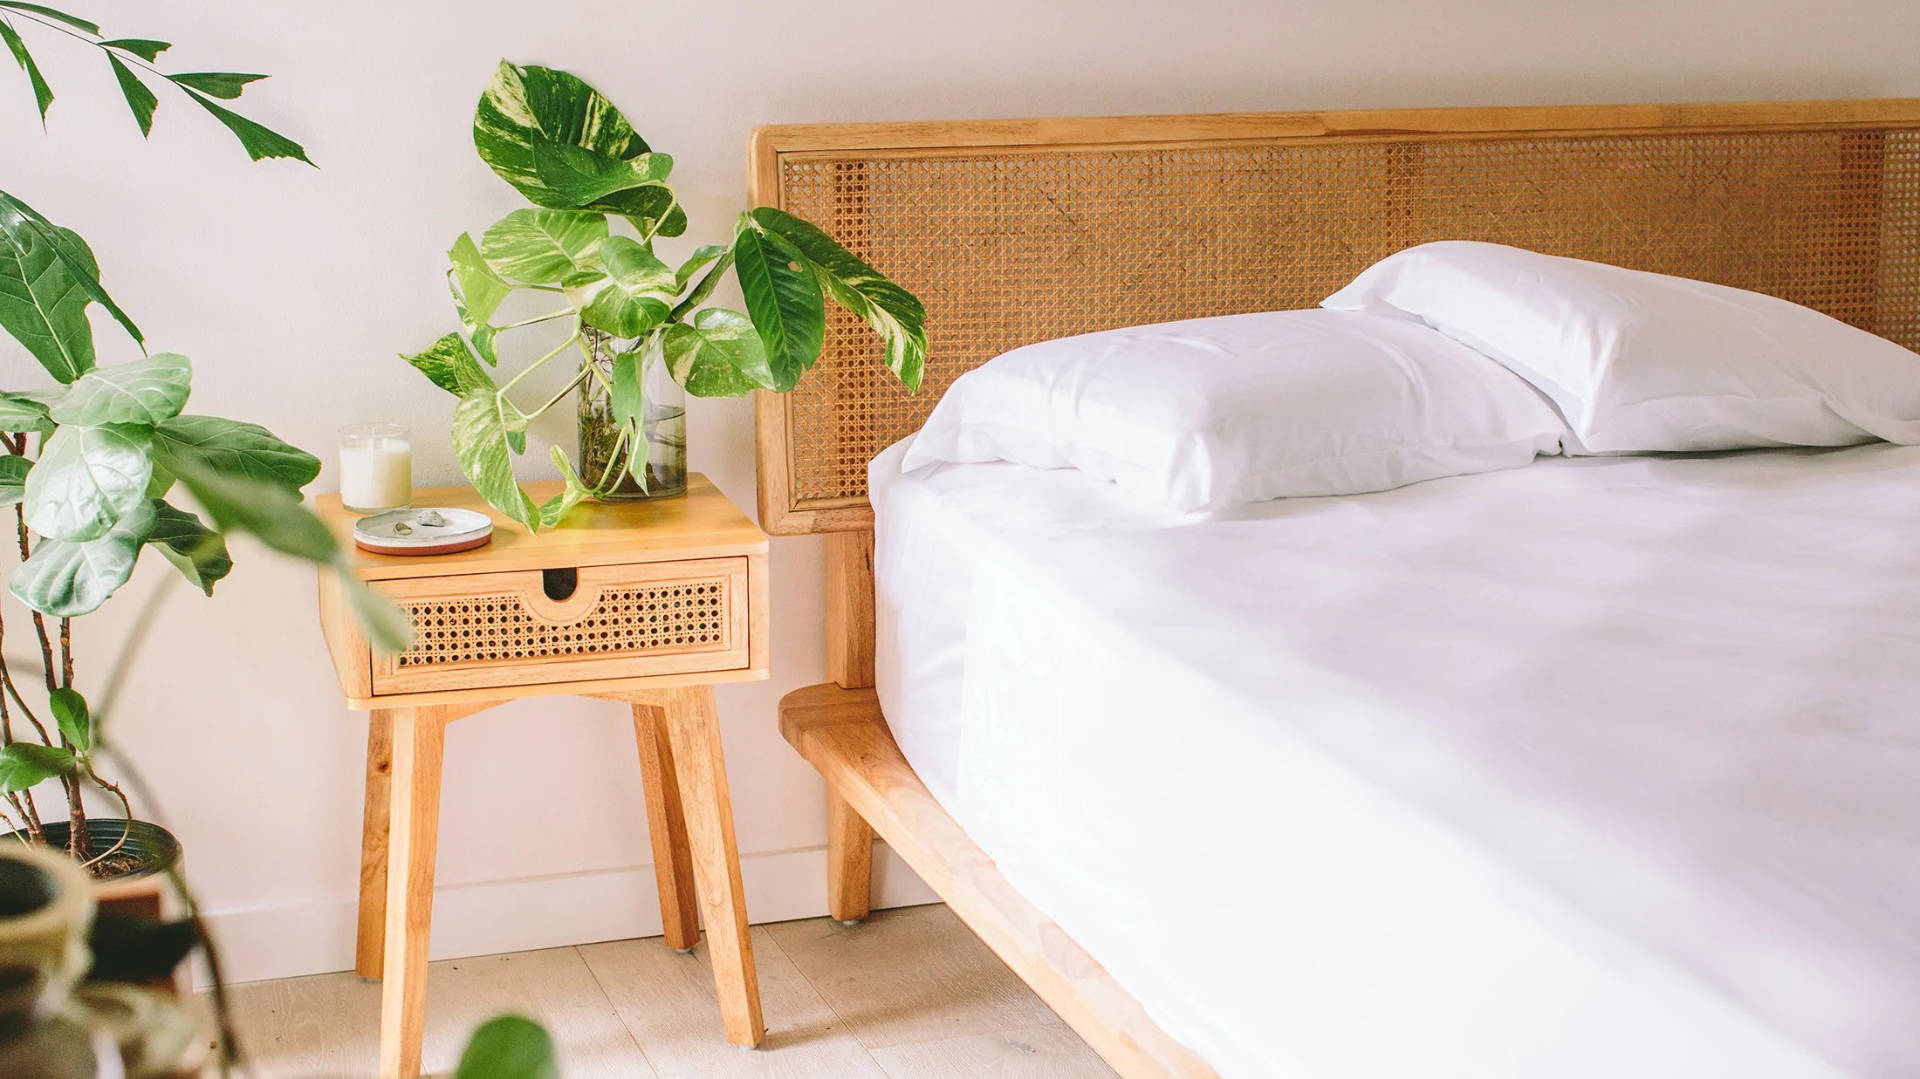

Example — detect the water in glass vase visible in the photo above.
[578,330,688,500]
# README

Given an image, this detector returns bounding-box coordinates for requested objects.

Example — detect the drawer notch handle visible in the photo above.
[542,567,579,602]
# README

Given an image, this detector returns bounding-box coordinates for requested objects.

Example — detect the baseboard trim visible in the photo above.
[202,842,936,985]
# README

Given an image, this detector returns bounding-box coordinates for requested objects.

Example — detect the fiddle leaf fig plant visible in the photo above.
[406,61,928,532]
[0,3,406,873]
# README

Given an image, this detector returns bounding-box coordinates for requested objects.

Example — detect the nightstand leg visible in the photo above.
[826,791,874,923]
[378,707,447,1079]
[632,701,703,950]
[356,710,394,979]
[662,685,765,1047]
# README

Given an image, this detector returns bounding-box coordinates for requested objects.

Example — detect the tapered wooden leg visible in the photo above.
[377,708,446,1079]
[632,701,702,951]
[826,791,873,924]
[356,710,394,979]
[661,685,765,1047]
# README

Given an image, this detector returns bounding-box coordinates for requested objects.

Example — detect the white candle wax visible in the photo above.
[340,432,412,513]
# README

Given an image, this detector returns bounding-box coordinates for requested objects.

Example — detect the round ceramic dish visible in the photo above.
[353,507,493,556]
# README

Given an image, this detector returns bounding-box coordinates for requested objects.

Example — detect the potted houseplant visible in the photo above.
[405,61,928,529]
[0,2,406,892]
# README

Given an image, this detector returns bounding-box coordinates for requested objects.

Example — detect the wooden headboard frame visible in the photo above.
[749,99,1920,687]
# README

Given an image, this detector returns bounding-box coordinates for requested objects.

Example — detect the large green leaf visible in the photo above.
[578,236,674,337]
[451,391,538,532]
[732,219,824,392]
[473,62,649,204]
[23,423,152,541]
[0,224,95,383]
[454,1015,558,1079]
[10,496,155,616]
[51,352,191,426]
[179,88,311,164]
[0,390,53,434]
[448,232,512,334]
[589,186,685,239]
[404,332,495,396]
[0,743,76,795]
[171,462,337,563]
[533,146,672,210]
[480,209,606,284]
[0,192,141,345]
[0,17,52,120]
[663,309,774,398]
[107,54,157,137]
[48,687,88,753]
[153,414,321,491]
[0,454,27,506]
[750,207,927,392]
[146,498,231,595]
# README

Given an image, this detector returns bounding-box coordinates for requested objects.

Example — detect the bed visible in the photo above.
[751,100,1920,1078]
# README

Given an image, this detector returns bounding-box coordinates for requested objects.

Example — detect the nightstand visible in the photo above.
[314,475,769,1079]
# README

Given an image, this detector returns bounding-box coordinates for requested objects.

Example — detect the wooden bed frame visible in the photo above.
[750,99,1920,1079]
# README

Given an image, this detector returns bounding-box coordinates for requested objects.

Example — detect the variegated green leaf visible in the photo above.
[403,333,495,396]
[451,391,538,532]
[663,309,773,398]
[0,223,95,383]
[473,62,652,206]
[480,209,606,284]
[51,352,191,427]
[539,445,588,527]
[11,497,155,616]
[675,244,728,292]
[23,423,153,541]
[732,216,823,392]
[750,207,927,392]
[578,236,674,338]
[448,232,512,332]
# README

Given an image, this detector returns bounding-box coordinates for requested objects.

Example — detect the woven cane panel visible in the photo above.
[777,125,1920,509]
[395,579,730,669]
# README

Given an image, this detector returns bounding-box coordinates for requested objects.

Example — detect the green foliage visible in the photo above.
[0,221,98,382]
[408,61,928,530]
[0,742,76,794]
[454,1015,559,1079]
[49,687,89,753]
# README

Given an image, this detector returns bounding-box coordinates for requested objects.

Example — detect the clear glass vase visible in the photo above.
[577,329,687,501]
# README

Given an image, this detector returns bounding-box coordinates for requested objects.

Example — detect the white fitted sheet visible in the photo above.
[870,439,1920,1079]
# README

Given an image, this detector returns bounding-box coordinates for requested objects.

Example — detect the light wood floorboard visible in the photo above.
[217,904,1116,1079]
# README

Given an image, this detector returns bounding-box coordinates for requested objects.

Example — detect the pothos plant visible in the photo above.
[406,61,928,530]
[0,2,406,872]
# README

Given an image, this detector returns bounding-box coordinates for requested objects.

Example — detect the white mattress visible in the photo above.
[870,439,1920,1079]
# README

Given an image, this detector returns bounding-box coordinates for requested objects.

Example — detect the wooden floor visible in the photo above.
[221,904,1119,1078]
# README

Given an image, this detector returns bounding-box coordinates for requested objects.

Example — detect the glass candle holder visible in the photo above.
[339,423,412,514]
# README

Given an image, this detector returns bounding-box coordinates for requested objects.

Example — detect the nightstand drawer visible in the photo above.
[369,557,750,694]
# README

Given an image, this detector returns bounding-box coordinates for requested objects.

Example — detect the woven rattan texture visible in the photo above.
[778,127,1920,507]
[395,579,730,668]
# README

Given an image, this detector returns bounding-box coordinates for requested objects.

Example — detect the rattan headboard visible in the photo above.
[750,99,1920,535]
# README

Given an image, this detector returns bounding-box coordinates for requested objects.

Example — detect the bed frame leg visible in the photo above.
[826,790,874,923]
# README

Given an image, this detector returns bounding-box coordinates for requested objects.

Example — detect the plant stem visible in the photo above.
[527,365,592,419]
[57,617,70,688]
[497,327,583,417]
[493,308,575,331]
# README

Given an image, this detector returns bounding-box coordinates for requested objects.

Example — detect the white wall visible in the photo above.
[5,0,1917,983]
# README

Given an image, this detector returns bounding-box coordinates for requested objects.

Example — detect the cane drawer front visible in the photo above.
[370,558,750,694]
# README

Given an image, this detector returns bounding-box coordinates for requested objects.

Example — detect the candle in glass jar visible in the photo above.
[339,423,412,514]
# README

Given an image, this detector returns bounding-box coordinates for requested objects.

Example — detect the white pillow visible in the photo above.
[1322,241,1920,453]
[899,308,1568,512]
